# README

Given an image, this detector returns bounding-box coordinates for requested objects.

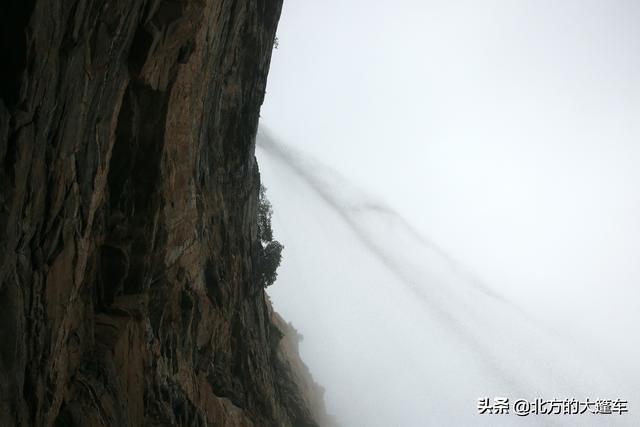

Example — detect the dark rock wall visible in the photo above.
[0,1,322,426]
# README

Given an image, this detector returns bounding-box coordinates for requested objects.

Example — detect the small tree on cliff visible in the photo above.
[258,185,274,242]
[257,185,283,287]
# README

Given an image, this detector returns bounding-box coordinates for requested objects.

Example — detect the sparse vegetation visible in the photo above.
[257,185,283,287]
[258,185,274,242]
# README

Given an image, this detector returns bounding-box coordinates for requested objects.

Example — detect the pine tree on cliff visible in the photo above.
[257,185,283,287]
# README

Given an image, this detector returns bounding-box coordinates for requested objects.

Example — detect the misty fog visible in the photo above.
[257,1,640,425]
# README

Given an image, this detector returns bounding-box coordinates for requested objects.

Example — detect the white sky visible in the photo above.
[258,1,640,425]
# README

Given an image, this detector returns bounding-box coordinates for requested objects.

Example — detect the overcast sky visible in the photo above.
[258,1,640,425]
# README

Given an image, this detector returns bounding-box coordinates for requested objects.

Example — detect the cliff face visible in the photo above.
[0,1,323,426]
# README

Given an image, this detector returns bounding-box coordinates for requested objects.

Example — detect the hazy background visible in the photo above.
[257,1,640,425]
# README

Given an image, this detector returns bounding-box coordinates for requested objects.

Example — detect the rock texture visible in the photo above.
[0,0,326,425]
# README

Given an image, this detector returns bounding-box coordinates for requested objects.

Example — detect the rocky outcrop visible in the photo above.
[0,0,326,426]
[270,311,340,427]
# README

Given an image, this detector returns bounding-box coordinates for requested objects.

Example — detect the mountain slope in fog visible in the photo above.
[257,129,638,427]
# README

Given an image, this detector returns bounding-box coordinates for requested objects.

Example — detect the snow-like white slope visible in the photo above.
[257,129,638,427]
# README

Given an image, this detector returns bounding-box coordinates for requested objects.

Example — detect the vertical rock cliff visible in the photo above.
[0,1,325,425]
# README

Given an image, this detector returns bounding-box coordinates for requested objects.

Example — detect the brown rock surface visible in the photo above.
[0,1,327,425]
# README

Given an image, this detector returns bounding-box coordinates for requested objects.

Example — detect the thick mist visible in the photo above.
[258,1,640,425]
[258,131,637,426]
